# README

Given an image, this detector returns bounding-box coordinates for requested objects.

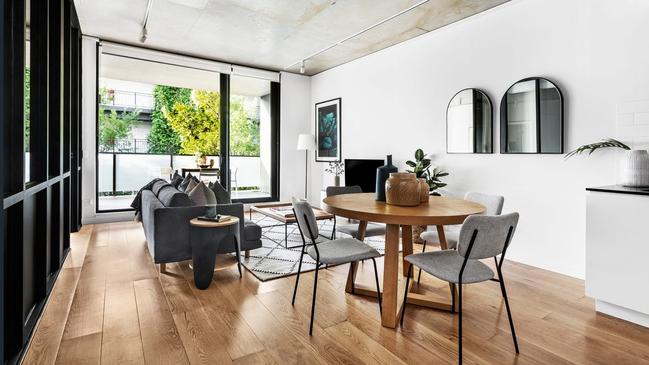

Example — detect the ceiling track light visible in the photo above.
[300,60,306,74]
[140,0,154,43]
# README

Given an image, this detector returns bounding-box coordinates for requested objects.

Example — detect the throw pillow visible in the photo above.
[208,181,231,204]
[185,178,198,194]
[188,182,217,206]
[170,171,183,188]
[178,173,194,192]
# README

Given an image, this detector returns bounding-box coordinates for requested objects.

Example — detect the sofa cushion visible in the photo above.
[152,180,171,196]
[185,178,198,194]
[170,172,183,188]
[208,181,231,204]
[178,173,194,192]
[157,185,193,207]
[244,220,262,241]
[188,182,216,206]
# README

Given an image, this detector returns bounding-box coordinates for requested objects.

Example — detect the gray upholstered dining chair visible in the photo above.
[325,186,386,239]
[291,198,382,335]
[418,192,504,284]
[401,213,520,364]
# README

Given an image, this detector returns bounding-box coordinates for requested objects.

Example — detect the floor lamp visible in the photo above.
[297,134,316,199]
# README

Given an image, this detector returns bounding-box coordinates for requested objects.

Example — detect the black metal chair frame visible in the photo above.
[402,227,519,364]
[291,210,382,336]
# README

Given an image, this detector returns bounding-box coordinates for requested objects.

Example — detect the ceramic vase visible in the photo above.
[375,155,398,201]
[334,175,341,187]
[385,172,421,206]
[620,150,649,187]
[418,178,429,203]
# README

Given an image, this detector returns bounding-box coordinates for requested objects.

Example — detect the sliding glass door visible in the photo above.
[96,47,279,212]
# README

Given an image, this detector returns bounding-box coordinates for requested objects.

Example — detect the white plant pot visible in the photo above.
[619,150,649,187]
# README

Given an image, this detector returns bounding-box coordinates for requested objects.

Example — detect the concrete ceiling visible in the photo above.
[75,0,509,76]
[100,53,271,96]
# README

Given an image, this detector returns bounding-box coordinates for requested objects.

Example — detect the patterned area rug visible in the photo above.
[242,216,390,282]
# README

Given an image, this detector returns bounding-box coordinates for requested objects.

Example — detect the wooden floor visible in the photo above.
[22,221,649,365]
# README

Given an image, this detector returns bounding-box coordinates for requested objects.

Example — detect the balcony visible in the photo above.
[100,89,154,111]
[97,148,270,211]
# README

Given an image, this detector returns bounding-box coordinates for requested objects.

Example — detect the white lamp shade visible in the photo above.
[297,133,316,150]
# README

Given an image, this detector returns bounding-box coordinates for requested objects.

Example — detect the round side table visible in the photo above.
[189,216,241,290]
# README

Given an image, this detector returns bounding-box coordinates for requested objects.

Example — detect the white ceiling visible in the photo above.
[75,0,509,75]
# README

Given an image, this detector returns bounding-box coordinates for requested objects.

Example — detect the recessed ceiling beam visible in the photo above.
[284,0,430,71]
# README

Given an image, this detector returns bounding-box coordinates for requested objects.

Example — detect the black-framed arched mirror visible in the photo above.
[500,77,563,154]
[446,88,493,153]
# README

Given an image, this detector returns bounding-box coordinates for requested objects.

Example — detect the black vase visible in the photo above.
[375,155,398,201]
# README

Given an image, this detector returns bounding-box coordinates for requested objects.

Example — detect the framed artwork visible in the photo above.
[315,98,342,162]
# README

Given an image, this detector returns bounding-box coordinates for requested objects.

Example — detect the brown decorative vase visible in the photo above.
[418,178,429,203]
[385,173,420,206]
[412,225,427,244]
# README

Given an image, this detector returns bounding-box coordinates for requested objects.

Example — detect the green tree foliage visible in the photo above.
[98,87,140,151]
[164,90,221,155]
[230,95,260,156]
[98,108,140,150]
[147,85,191,154]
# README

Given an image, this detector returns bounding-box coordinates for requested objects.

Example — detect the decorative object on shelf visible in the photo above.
[500,77,563,154]
[209,159,215,168]
[375,155,398,201]
[564,138,630,158]
[315,98,341,162]
[385,172,421,206]
[297,134,316,199]
[619,150,649,187]
[325,161,345,186]
[195,151,207,167]
[406,148,449,196]
[565,138,649,187]
[447,88,493,153]
[205,203,217,218]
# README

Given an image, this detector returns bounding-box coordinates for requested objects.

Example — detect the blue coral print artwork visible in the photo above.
[315,98,341,162]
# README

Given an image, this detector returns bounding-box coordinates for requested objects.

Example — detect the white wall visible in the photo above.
[310,0,649,278]
[279,72,312,201]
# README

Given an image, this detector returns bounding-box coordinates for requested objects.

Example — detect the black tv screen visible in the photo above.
[344,159,385,193]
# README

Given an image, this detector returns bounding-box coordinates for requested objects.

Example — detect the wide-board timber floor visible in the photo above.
[22,221,649,364]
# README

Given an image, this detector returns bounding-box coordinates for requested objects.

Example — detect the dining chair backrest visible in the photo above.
[326,185,362,197]
[291,197,319,241]
[464,192,504,216]
[457,212,519,260]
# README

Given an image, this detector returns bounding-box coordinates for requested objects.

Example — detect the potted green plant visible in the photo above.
[406,148,448,195]
[565,138,649,187]
[406,148,449,242]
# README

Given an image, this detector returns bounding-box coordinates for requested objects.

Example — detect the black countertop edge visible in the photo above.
[586,185,649,196]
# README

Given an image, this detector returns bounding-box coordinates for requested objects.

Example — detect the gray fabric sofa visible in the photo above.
[140,182,262,268]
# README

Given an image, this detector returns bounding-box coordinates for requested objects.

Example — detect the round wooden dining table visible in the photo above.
[322,193,485,328]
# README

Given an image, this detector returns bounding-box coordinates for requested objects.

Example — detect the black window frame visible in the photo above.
[94,46,281,213]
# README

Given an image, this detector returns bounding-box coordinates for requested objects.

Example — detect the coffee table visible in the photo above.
[249,202,335,248]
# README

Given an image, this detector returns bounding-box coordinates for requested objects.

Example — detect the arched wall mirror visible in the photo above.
[446,88,493,153]
[500,77,563,154]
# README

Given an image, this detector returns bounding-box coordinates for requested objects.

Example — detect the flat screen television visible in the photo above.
[344,159,385,193]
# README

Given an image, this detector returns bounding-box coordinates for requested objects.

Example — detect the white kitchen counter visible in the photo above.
[586,186,649,328]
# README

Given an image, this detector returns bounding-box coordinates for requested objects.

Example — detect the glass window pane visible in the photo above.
[24,0,30,183]
[98,52,221,210]
[230,75,271,200]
